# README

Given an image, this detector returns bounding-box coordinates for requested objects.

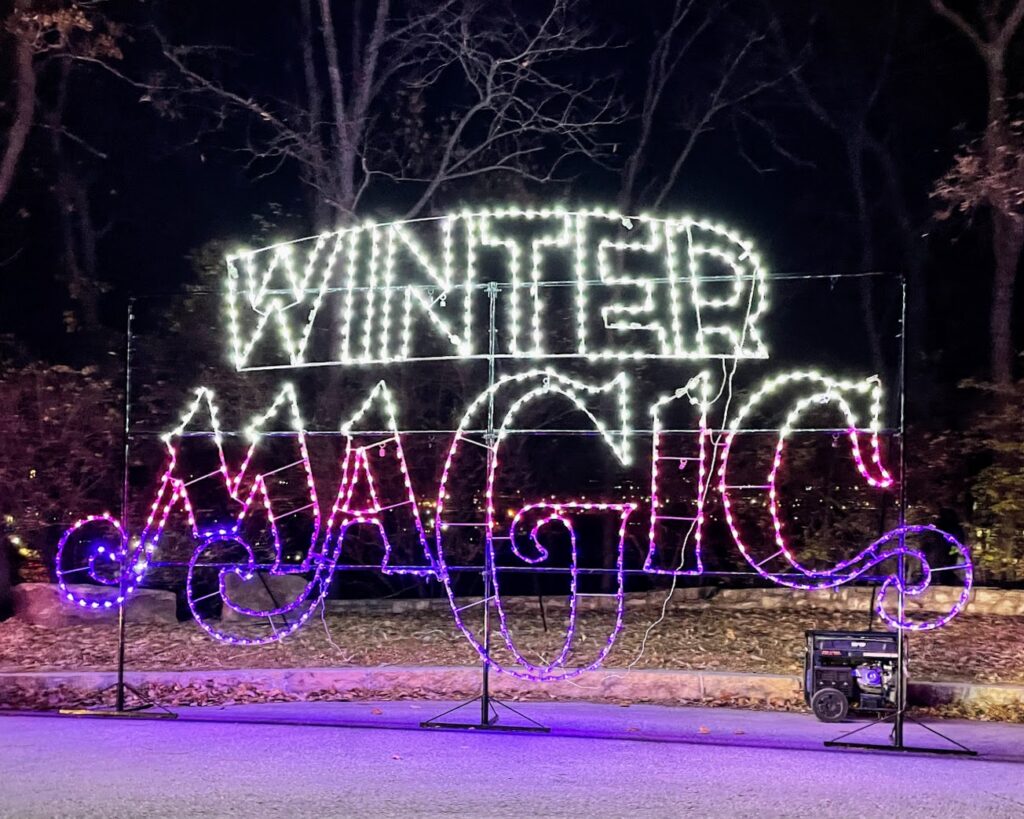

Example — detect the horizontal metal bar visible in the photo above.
[357,436,397,450]
[261,271,895,292]
[143,559,894,581]
[127,427,901,438]
[236,353,775,372]
[140,269,897,299]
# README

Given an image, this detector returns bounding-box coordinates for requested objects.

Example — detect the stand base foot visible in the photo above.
[58,708,178,721]
[824,740,977,757]
[825,710,976,756]
[56,682,178,720]
[419,719,548,733]
[420,694,550,734]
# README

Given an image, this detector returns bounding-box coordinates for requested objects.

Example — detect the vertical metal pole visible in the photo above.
[115,297,135,712]
[482,282,499,725]
[895,274,908,748]
[115,601,127,710]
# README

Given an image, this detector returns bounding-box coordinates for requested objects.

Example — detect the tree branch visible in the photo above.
[0,27,37,208]
[316,0,351,178]
[930,0,989,54]
[996,0,1024,50]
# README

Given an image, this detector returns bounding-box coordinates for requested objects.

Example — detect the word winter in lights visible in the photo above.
[226,208,768,369]
[57,206,972,683]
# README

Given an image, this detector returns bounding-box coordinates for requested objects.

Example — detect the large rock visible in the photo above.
[220,572,313,622]
[12,582,178,627]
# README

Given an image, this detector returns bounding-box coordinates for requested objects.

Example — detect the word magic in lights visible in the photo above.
[57,208,972,683]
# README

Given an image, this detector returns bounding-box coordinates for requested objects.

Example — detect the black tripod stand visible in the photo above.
[827,276,973,757]
[59,299,175,722]
[58,585,177,720]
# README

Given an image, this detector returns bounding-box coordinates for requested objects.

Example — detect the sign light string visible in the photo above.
[431,370,634,680]
[54,207,975,676]
[226,208,769,369]
[57,384,321,615]
[186,381,438,646]
[55,365,975,665]
[54,368,974,663]
[718,371,971,630]
[485,376,634,679]
[645,372,712,575]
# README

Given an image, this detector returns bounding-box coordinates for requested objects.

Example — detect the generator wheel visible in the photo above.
[811,687,849,722]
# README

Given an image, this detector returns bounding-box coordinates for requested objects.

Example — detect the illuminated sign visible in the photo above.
[56,208,972,682]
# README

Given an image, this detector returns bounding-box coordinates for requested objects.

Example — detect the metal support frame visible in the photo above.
[421,281,549,733]
[48,272,976,748]
[59,299,176,721]
[824,274,973,756]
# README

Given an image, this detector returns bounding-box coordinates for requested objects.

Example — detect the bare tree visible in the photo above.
[0,2,42,209]
[763,9,924,377]
[0,1,123,333]
[931,0,1024,384]
[44,57,110,333]
[617,0,777,212]
[154,0,621,227]
[1,3,122,203]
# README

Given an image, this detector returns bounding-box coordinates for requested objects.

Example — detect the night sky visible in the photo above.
[0,1,1016,385]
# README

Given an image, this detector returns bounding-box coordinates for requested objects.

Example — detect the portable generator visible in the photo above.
[804,630,899,722]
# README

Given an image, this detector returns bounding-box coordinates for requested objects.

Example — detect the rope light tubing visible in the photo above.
[54,207,972,682]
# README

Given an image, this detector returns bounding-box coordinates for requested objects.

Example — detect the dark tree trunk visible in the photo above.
[0,26,36,208]
[990,209,1024,384]
[984,58,1021,383]
[846,137,886,375]
[49,63,102,336]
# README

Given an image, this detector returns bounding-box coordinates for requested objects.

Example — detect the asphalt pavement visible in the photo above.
[2,701,1023,817]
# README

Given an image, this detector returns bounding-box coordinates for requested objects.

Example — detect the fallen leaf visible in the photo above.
[371,707,383,715]
[698,725,710,734]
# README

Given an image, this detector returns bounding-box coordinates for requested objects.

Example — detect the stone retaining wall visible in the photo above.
[9,582,1024,626]
[325,585,1024,617]
[1,665,1020,712]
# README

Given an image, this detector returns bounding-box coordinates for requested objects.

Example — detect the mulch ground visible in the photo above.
[1,605,1021,684]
